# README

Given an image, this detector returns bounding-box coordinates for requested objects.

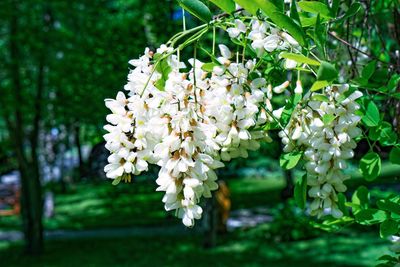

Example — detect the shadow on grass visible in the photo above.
[0,230,388,267]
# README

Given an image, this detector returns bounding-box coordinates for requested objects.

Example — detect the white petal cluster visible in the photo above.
[104,48,161,180]
[104,44,273,227]
[226,18,299,57]
[202,44,273,161]
[280,84,363,218]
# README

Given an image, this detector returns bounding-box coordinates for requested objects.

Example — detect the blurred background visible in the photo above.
[0,0,399,266]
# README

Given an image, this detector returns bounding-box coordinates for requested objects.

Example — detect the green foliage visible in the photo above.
[279,52,320,66]
[178,0,212,23]
[355,208,387,225]
[389,147,400,165]
[316,61,338,82]
[310,80,329,91]
[380,219,398,238]
[359,152,382,181]
[351,186,370,211]
[298,1,332,18]
[209,0,236,13]
[362,101,381,127]
[294,174,307,209]
[279,151,302,170]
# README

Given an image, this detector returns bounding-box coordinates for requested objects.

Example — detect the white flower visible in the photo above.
[227,19,247,38]
[280,84,362,218]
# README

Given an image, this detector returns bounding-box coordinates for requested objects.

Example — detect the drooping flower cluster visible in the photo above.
[280,85,363,218]
[104,44,273,226]
[227,18,299,67]
[104,15,365,226]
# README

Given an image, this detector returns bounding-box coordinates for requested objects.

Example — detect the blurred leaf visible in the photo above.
[377,199,400,215]
[280,52,320,65]
[178,0,212,23]
[209,0,236,13]
[280,151,303,170]
[336,3,362,23]
[378,122,397,146]
[355,208,387,225]
[331,0,340,17]
[233,0,278,16]
[298,1,332,18]
[290,0,301,25]
[359,152,381,181]
[362,101,380,127]
[311,80,329,91]
[389,147,400,165]
[311,94,329,102]
[352,186,370,210]
[322,114,335,125]
[294,174,307,209]
[112,176,122,186]
[317,61,338,81]
[361,61,376,80]
[380,219,398,238]
[201,62,218,72]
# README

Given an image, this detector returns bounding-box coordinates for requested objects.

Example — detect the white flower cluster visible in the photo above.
[103,44,273,226]
[280,85,363,218]
[227,19,299,62]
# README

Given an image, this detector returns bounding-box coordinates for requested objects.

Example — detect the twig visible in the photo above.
[213,8,244,20]
[328,31,394,66]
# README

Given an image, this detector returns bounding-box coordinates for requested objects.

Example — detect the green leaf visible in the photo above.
[280,151,303,170]
[368,126,380,141]
[280,52,320,65]
[209,0,236,13]
[290,0,301,25]
[351,186,370,210]
[389,147,400,165]
[311,80,329,91]
[317,61,338,81]
[337,2,362,23]
[355,208,387,225]
[388,74,400,91]
[298,1,332,18]
[361,101,380,127]
[337,193,349,216]
[268,12,306,47]
[380,219,398,238]
[233,0,277,16]
[361,61,376,80]
[311,94,329,102]
[377,199,400,215]
[379,122,397,146]
[314,14,327,57]
[112,176,122,186]
[294,174,307,209]
[201,62,218,72]
[178,0,212,23]
[154,58,172,91]
[331,0,340,17]
[359,152,381,181]
[322,114,335,125]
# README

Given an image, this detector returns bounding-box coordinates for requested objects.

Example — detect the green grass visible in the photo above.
[0,228,390,267]
[0,174,396,266]
[0,176,286,231]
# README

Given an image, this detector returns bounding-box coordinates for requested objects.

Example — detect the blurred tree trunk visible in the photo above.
[8,1,44,255]
[203,194,218,248]
[281,170,294,201]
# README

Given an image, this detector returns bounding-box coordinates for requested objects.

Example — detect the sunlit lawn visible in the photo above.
[0,175,285,230]
[0,228,390,267]
[0,171,397,266]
